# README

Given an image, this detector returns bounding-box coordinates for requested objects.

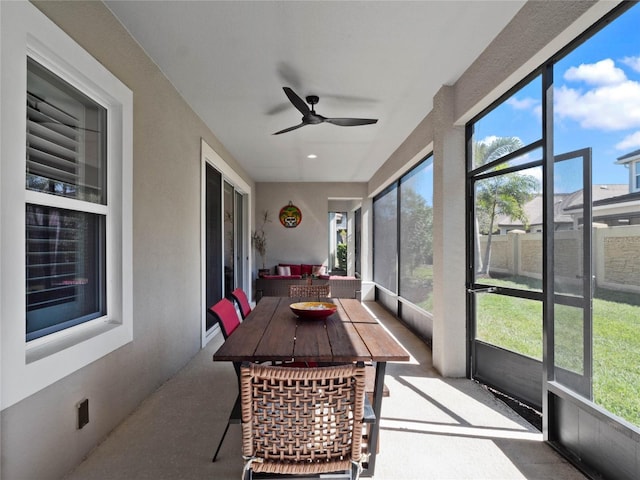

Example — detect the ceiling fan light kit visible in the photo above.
[273,87,378,135]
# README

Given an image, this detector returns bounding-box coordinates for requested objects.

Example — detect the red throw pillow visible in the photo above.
[289,264,302,276]
[300,264,313,276]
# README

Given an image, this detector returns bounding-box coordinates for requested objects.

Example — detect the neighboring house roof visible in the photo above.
[496,185,629,229]
[593,190,640,207]
[496,193,573,229]
[562,184,630,212]
[615,148,640,164]
[552,194,576,225]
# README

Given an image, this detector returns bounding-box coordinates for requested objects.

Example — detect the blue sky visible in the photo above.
[474,3,640,193]
[402,155,433,206]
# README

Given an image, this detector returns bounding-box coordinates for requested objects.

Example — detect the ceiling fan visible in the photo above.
[273,87,378,135]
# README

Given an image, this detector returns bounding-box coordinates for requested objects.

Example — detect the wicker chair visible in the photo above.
[288,283,331,298]
[240,362,369,480]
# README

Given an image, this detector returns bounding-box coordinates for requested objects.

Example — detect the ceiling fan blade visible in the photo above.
[324,118,378,127]
[272,122,306,135]
[282,87,311,115]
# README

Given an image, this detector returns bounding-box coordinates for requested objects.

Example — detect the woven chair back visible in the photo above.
[288,283,331,298]
[240,362,366,477]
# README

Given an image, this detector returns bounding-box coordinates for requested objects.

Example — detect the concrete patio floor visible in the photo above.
[64,302,587,480]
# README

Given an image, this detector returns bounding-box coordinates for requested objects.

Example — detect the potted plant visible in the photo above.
[252,210,271,277]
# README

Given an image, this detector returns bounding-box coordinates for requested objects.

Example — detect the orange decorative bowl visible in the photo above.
[289,301,337,319]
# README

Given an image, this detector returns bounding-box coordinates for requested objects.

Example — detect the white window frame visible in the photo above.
[0,2,133,409]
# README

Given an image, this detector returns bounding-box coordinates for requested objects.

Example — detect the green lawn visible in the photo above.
[476,277,640,427]
[401,264,434,311]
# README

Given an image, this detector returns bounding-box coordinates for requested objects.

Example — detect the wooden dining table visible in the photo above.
[213,295,409,477]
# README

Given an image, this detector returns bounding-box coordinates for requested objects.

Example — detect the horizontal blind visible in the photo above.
[26,205,81,311]
[26,92,81,196]
[26,90,82,314]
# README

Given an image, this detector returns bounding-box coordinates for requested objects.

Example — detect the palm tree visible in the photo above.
[473,136,524,169]
[474,137,539,275]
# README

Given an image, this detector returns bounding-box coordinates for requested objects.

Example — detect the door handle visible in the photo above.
[467,286,498,294]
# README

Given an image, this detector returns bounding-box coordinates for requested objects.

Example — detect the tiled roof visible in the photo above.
[496,185,630,227]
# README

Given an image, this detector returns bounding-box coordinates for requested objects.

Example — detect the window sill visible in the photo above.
[26,317,121,364]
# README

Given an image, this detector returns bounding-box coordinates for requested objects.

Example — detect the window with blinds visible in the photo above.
[26,58,106,203]
[25,58,107,341]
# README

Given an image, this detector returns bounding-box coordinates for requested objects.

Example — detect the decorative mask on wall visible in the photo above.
[279,201,302,228]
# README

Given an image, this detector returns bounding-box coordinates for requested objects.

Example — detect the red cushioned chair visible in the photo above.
[229,288,252,320]
[208,298,240,340]
[208,298,242,461]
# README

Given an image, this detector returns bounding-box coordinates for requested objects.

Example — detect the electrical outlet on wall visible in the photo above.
[77,398,89,429]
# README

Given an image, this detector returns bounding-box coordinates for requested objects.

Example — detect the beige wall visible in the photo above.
[255,182,367,270]
[1,2,254,479]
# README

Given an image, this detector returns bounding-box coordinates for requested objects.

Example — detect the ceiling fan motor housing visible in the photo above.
[305,95,319,106]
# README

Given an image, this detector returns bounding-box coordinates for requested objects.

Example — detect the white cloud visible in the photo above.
[555,80,640,131]
[615,131,640,150]
[564,59,626,86]
[506,96,542,123]
[507,96,538,110]
[533,104,542,122]
[621,55,640,73]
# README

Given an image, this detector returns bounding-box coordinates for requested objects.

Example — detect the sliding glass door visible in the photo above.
[205,165,247,333]
[224,181,234,296]
[205,164,222,331]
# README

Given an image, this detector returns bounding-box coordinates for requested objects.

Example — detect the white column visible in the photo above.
[360,198,376,300]
[432,86,467,376]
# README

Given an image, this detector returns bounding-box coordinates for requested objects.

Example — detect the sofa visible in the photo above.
[256,263,361,300]
[264,263,326,278]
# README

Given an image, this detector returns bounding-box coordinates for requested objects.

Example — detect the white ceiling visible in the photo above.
[105,1,525,183]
